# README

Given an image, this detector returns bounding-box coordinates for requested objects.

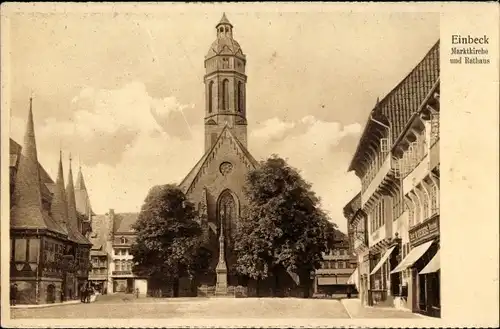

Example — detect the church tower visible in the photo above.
[204,13,248,151]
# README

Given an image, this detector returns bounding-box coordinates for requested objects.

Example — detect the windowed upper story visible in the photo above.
[113,259,133,273]
[369,198,386,234]
[360,135,391,194]
[91,256,107,268]
[113,248,129,257]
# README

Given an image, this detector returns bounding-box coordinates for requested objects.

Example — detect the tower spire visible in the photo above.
[10,96,46,229]
[51,147,69,235]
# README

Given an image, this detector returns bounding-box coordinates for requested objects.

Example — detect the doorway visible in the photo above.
[47,284,56,303]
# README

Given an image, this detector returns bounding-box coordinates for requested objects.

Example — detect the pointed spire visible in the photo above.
[217,13,232,27]
[66,153,78,224]
[50,149,69,235]
[75,162,87,191]
[10,96,46,230]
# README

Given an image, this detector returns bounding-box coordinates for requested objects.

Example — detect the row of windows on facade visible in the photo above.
[91,257,107,268]
[114,260,133,272]
[11,238,88,265]
[361,113,439,192]
[369,181,439,234]
[114,248,130,256]
[207,80,245,113]
[325,248,350,256]
[320,260,356,270]
[91,267,107,275]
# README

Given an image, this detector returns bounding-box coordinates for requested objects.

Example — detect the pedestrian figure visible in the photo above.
[86,285,92,303]
[135,288,139,299]
[10,283,18,306]
[80,284,87,303]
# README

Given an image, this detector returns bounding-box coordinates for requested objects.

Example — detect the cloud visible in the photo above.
[11,84,361,233]
[250,117,362,231]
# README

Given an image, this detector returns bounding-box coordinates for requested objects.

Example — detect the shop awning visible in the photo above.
[419,250,440,274]
[347,268,359,290]
[391,240,434,274]
[370,246,396,275]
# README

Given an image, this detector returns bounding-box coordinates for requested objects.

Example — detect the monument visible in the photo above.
[215,221,228,295]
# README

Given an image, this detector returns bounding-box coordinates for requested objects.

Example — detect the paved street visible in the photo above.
[11,294,422,319]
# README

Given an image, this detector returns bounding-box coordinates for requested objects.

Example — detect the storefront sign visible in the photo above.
[409,215,439,246]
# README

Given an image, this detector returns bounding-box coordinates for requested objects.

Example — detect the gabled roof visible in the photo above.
[348,40,440,173]
[113,212,139,234]
[179,125,258,193]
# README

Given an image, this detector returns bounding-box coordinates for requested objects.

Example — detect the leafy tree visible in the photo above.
[130,184,209,295]
[234,155,336,297]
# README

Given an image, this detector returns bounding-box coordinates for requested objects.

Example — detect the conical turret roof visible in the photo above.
[50,150,69,235]
[66,155,91,245]
[217,13,232,27]
[10,98,66,236]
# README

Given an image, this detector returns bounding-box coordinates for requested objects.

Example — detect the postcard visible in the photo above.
[1,2,498,328]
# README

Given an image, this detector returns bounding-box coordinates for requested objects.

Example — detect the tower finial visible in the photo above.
[217,12,232,27]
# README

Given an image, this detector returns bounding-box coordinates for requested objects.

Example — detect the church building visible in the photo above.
[179,13,258,291]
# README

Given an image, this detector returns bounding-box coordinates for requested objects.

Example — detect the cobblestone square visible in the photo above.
[11,294,422,319]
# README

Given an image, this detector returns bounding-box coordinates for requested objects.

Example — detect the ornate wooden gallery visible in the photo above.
[346,40,440,317]
[10,99,92,304]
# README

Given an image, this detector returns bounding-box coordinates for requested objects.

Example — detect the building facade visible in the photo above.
[314,230,357,297]
[344,193,370,305]
[10,99,92,304]
[88,210,148,296]
[346,40,440,317]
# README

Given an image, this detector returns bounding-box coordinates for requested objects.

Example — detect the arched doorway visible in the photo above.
[217,190,239,284]
[47,284,56,303]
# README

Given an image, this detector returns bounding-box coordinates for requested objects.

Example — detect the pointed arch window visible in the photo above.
[222,79,229,111]
[218,190,238,245]
[237,81,244,112]
[208,81,214,113]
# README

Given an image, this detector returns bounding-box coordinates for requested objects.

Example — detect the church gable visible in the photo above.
[179,125,258,196]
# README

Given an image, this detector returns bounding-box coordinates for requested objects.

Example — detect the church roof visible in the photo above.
[206,37,244,59]
[179,125,258,194]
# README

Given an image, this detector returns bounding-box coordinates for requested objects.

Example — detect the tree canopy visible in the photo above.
[130,184,210,285]
[234,155,336,287]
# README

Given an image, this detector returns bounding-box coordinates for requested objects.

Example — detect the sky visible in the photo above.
[8,10,439,232]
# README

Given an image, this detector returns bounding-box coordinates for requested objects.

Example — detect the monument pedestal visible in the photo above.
[215,268,228,295]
